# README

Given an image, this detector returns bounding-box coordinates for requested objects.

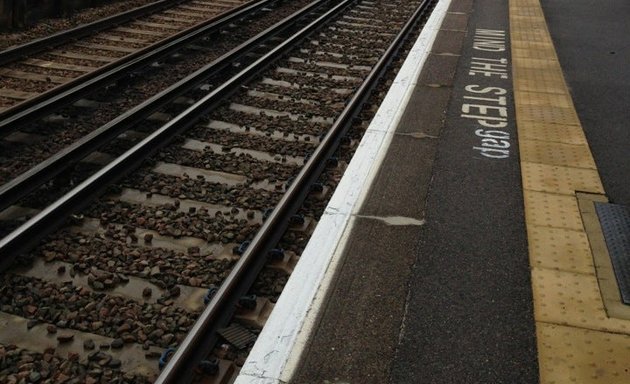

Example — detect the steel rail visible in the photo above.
[0,0,433,377]
[0,0,329,213]
[156,0,433,381]
[0,0,187,66]
[0,0,352,269]
[0,0,273,133]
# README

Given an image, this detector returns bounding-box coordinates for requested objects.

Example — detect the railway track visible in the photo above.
[0,0,252,115]
[0,0,319,208]
[0,0,436,382]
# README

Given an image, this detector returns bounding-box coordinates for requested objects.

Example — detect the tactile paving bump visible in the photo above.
[517,105,580,126]
[517,121,587,145]
[521,162,603,195]
[516,90,573,109]
[511,28,550,44]
[527,225,594,274]
[524,190,583,231]
[538,322,630,384]
[520,139,597,169]
[512,47,559,62]
[532,267,630,334]
[595,202,630,304]
[513,57,560,72]
[514,82,567,97]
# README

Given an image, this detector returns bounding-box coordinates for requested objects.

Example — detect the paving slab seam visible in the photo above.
[536,320,630,338]
[233,1,453,383]
[511,0,630,382]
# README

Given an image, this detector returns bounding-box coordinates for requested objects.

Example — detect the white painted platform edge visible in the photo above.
[234,1,452,383]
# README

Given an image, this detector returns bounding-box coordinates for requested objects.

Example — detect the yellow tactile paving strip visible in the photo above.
[510,0,630,382]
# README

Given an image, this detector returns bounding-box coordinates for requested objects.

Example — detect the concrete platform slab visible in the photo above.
[394,85,450,136]
[293,218,421,383]
[361,135,437,219]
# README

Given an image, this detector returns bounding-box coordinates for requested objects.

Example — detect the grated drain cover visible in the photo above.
[596,202,630,304]
[217,323,257,350]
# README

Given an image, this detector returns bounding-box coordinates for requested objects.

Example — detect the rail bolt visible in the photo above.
[203,286,219,305]
[238,294,257,310]
[290,214,305,226]
[233,241,251,255]
[262,208,274,221]
[199,357,220,375]
[310,183,324,193]
[268,248,285,261]
[158,348,176,370]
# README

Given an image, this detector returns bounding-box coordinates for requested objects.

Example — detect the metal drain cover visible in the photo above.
[217,323,257,350]
[595,202,630,304]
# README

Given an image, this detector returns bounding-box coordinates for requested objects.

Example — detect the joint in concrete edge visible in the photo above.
[234,1,453,382]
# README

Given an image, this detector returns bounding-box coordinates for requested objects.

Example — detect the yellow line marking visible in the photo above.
[510,0,630,382]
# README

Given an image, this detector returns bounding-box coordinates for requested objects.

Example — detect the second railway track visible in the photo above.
[0,0,253,115]
[0,0,321,196]
[0,0,436,382]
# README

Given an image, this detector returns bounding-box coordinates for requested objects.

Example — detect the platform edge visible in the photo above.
[233,1,453,382]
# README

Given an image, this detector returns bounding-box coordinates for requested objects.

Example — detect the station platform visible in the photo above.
[235,0,630,383]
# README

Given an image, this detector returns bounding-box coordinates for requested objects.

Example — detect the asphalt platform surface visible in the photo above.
[541,0,630,206]
[292,0,629,382]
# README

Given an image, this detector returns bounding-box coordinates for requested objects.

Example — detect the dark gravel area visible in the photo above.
[0,274,198,349]
[189,127,316,157]
[122,170,285,210]
[0,0,158,50]
[86,199,261,244]
[255,80,353,103]
[207,107,331,136]
[35,228,235,289]
[154,147,299,183]
[273,69,363,88]
[250,269,288,300]
[0,342,151,384]
[232,92,342,118]
[7,62,85,78]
